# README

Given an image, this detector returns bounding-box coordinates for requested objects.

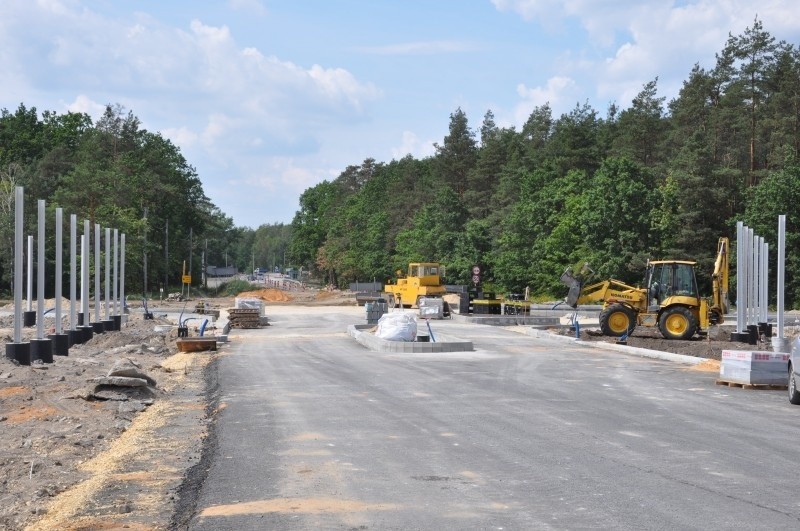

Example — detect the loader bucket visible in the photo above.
[560,268,582,308]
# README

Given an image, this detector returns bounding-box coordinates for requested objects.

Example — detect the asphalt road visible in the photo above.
[187,306,800,530]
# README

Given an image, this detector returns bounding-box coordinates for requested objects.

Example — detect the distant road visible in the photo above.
[186,306,800,530]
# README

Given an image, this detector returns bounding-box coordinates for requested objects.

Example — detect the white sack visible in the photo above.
[375,312,417,342]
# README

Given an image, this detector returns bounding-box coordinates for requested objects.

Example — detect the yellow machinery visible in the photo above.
[560,238,729,340]
[384,262,446,308]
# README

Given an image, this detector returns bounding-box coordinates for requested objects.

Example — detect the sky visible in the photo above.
[1,1,799,229]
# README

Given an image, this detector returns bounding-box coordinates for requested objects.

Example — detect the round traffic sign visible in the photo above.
[472,266,480,275]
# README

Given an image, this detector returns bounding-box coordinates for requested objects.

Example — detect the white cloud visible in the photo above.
[161,126,199,150]
[390,131,436,160]
[496,0,800,114]
[227,0,267,16]
[235,157,324,194]
[357,41,478,55]
[65,94,105,117]
[513,76,577,124]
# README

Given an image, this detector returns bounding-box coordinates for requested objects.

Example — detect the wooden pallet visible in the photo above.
[715,379,787,390]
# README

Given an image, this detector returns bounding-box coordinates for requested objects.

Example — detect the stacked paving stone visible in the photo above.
[227,308,262,329]
[718,349,789,386]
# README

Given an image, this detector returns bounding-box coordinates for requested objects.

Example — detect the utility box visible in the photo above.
[418,297,444,319]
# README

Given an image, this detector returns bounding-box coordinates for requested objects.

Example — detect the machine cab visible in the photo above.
[408,263,443,286]
[645,261,700,309]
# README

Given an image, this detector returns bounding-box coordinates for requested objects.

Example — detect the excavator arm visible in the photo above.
[708,237,729,323]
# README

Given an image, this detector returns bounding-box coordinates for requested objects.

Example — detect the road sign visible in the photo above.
[182,274,192,284]
[472,265,481,275]
[472,274,480,284]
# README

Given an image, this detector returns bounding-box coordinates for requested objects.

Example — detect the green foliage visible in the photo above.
[6,20,799,307]
[217,279,254,297]
[0,103,248,298]
[284,20,800,305]
[744,162,800,307]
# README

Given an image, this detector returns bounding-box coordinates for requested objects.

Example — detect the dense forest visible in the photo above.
[0,103,292,297]
[2,20,799,307]
[289,20,800,307]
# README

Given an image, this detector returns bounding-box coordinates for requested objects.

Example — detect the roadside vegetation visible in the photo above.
[2,19,799,306]
[288,19,800,306]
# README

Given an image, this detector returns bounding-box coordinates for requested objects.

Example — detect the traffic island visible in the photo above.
[347,324,473,353]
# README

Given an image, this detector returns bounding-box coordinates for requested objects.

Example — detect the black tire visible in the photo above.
[789,365,800,405]
[658,306,698,340]
[599,304,636,337]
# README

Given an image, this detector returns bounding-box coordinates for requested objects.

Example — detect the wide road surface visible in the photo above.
[187,306,800,530]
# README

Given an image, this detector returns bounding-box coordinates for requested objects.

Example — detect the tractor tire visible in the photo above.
[658,306,698,340]
[599,304,636,337]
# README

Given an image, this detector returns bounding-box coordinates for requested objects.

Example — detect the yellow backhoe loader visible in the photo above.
[560,238,729,340]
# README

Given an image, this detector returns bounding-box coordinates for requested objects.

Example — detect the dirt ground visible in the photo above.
[0,287,359,531]
[555,326,755,360]
[233,287,358,306]
[0,287,790,529]
[553,323,798,361]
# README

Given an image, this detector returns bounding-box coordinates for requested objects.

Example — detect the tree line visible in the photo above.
[2,19,798,308]
[0,103,295,298]
[288,19,800,307]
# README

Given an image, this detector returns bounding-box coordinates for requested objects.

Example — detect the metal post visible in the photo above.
[104,227,110,321]
[70,214,76,331]
[26,235,33,312]
[748,228,755,327]
[55,208,63,334]
[777,215,786,339]
[143,207,148,301]
[120,233,126,317]
[36,200,45,340]
[188,227,193,299]
[83,220,90,320]
[95,223,101,323]
[760,240,768,324]
[13,187,23,344]
[113,229,119,316]
[736,222,744,333]
[164,218,168,294]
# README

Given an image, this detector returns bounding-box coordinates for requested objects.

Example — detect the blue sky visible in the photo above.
[2,0,799,228]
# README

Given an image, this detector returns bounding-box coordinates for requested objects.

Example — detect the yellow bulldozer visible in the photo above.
[560,238,729,340]
[384,262,446,308]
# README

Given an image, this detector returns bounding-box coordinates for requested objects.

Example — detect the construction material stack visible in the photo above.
[228,297,267,329]
[227,308,262,329]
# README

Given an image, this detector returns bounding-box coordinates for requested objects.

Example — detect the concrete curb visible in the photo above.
[347,324,473,353]
[524,327,707,366]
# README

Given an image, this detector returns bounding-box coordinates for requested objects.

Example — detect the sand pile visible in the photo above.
[236,289,294,302]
